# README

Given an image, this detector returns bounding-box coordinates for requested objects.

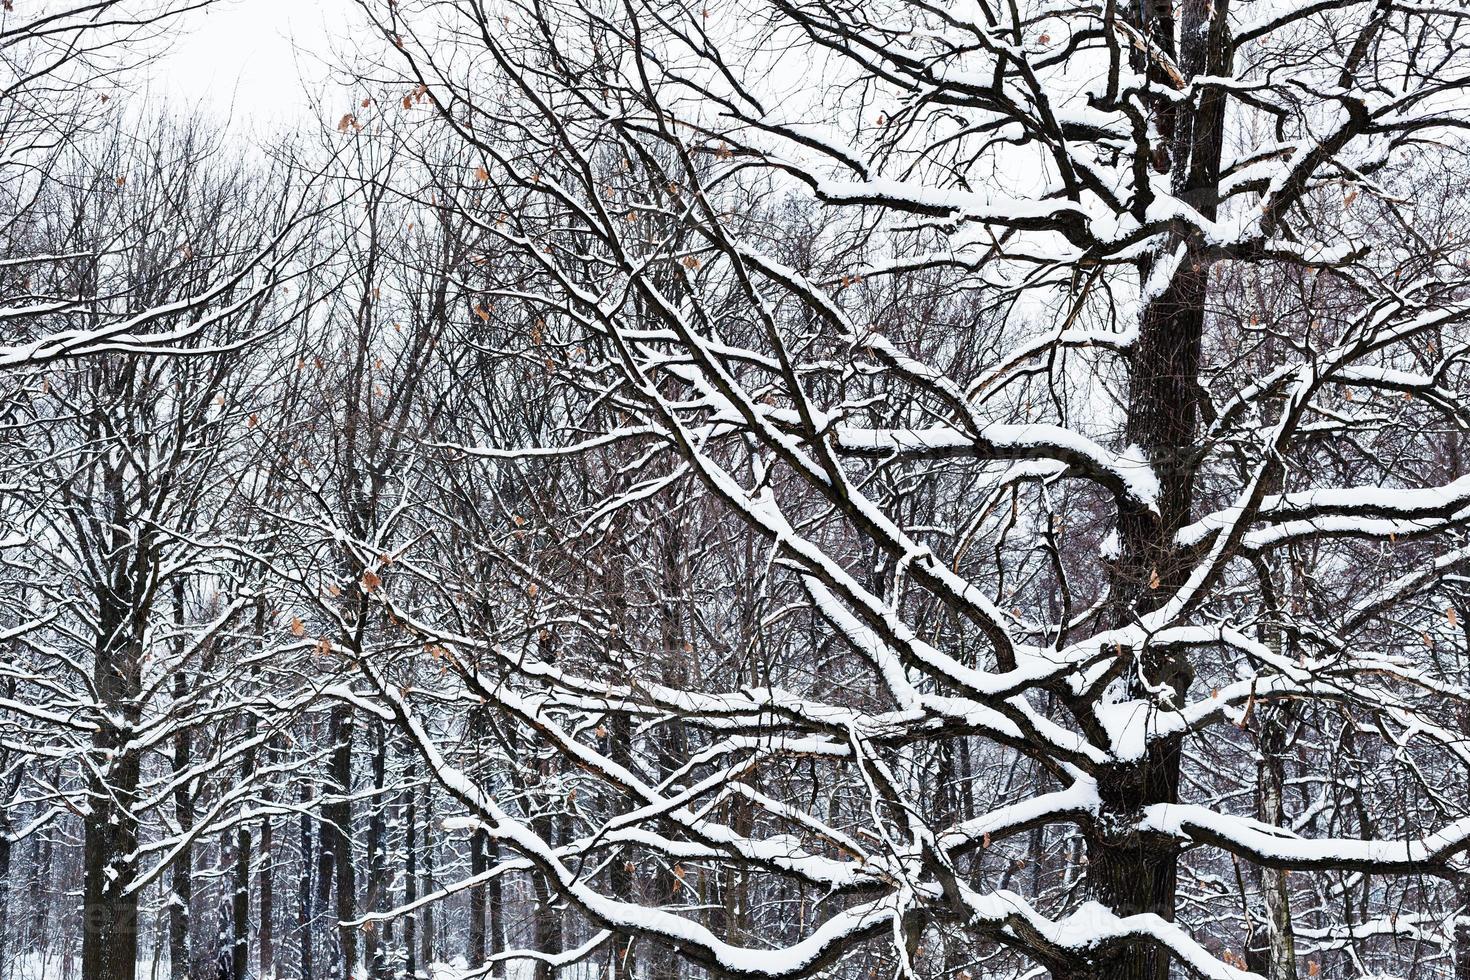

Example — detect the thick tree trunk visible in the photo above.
[1249,632,1298,979]
[167,581,196,980]
[0,728,20,979]
[29,832,52,949]
[467,703,490,973]
[405,779,418,980]
[1085,748,1185,980]
[601,559,641,980]
[230,827,252,979]
[228,606,265,979]
[531,803,563,980]
[420,780,435,970]
[322,704,358,978]
[168,674,193,980]
[299,779,316,980]
[1085,255,1206,980]
[260,810,275,980]
[486,836,504,967]
[232,699,259,979]
[1084,0,1231,968]
[214,904,236,979]
[653,545,688,980]
[82,595,143,980]
[1084,120,1220,978]
[469,830,488,969]
[365,721,390,979]
[531,873,562,980]
[82,737,142,980]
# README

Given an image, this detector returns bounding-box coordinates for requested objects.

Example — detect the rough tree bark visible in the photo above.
[299,778,316,980]
[487,836,504,968]
[82,588,143,980]
[1256,703,1298,980]
[322,704,358,978]
[168,581,194,980]
[259,807,275,980]
[232,606,263,980]
[404,744,418,980]
[420,779,436,970]
[1083,0,1230,974]
[469,823,488,970]
[365,720,390,979]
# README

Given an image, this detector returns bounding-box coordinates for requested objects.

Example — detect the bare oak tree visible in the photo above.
[343,0,1470,977]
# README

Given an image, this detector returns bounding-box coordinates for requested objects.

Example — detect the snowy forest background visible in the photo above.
[4,1,1470,979]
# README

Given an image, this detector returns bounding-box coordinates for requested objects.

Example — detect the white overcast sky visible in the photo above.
[146,0,347,128]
